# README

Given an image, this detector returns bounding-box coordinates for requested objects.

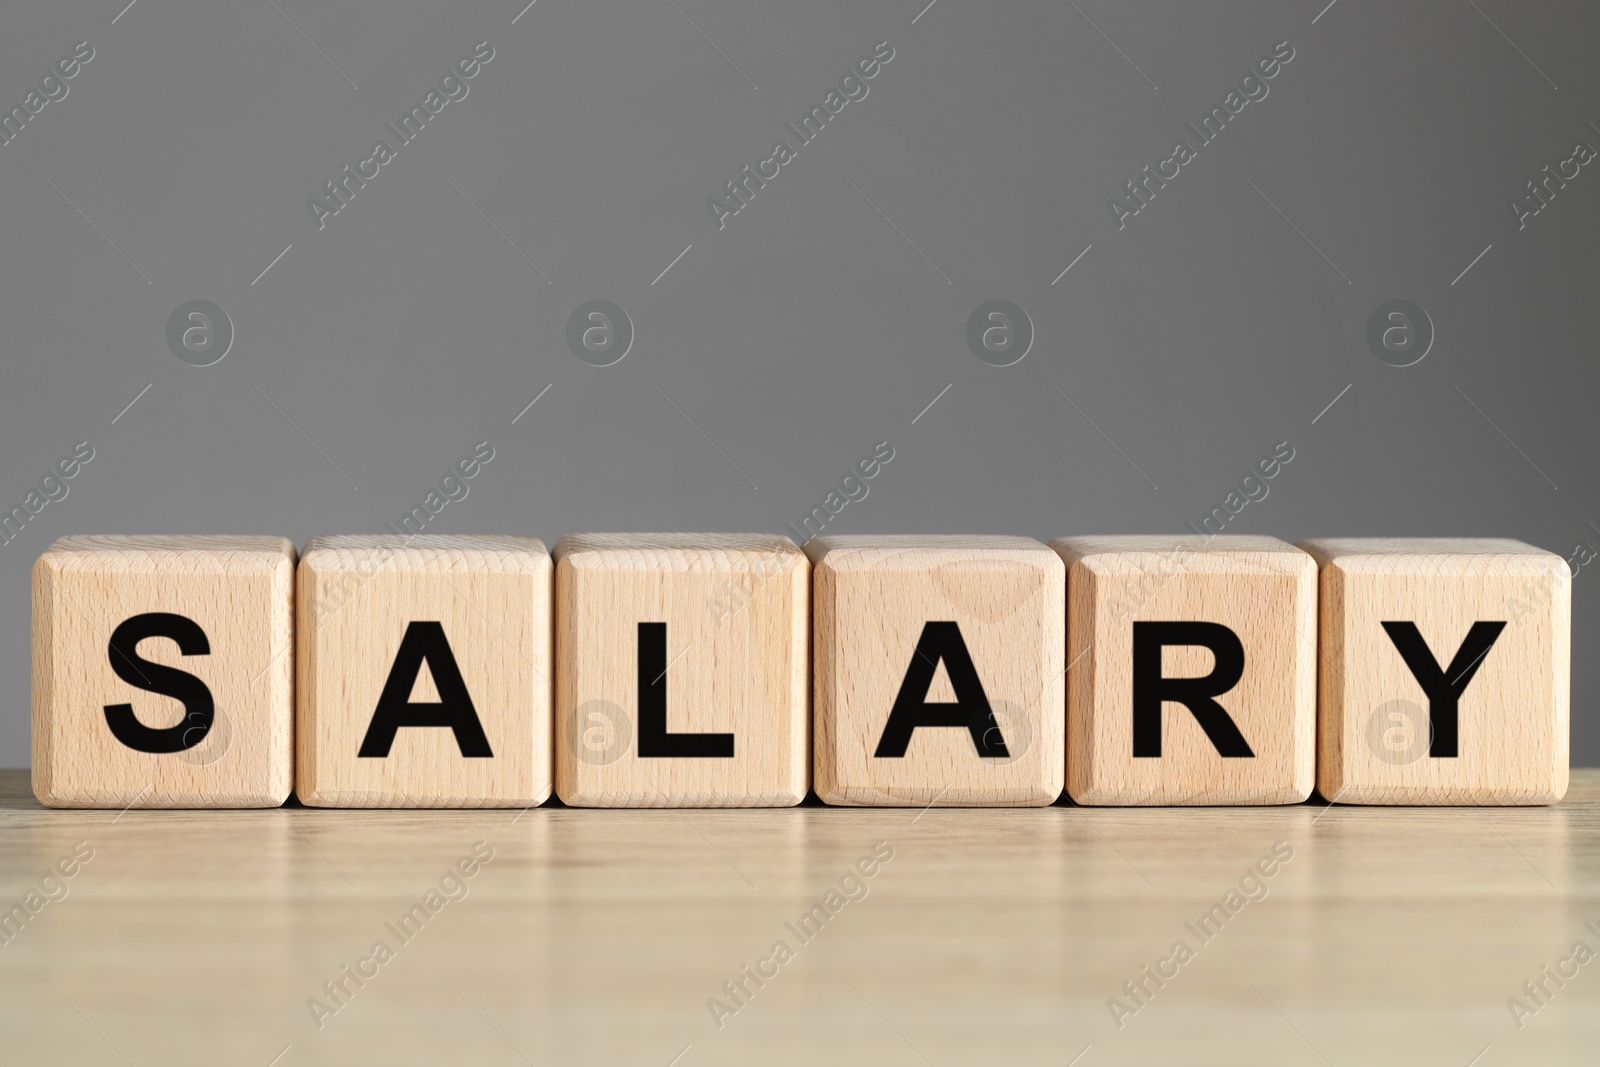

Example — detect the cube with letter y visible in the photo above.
[1052,535,1317,805]
[32,535,296,808]
[1299,538,1569,804]
[809,535,1065,806]
[296,535,552,807]
[554,533,809,807]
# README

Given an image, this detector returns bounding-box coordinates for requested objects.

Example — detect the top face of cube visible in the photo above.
[1054,534,1314,578]
[36,535,297,576]
[301,534,550,574]
[1299,537,1569,577]
[806,534,1063,572]
[554,532,805,574]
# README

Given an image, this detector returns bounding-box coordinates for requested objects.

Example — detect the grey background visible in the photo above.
[1,1,1593,765]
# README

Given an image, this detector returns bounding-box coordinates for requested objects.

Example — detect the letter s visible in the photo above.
[73,41,95,63]
[103,613,215,754]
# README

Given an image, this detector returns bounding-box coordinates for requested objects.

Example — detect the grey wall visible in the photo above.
[2,1,1594,766]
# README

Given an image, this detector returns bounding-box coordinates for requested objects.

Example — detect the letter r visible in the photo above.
[1131,621,1253,757]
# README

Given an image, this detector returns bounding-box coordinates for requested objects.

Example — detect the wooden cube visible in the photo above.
[296,535,552,808]
[1299,538,1569,805]
[553,533,808,807]
[808,535,1065,806]
[1052,535,1316,805]
[32,535,296,808]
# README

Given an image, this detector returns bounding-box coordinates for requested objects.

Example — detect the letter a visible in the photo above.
[358,621,493,757]
[874,621,1009,758]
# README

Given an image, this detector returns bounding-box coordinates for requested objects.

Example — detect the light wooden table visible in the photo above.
[1,769,1595,1065]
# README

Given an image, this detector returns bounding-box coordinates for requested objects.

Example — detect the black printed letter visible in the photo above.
[1132,621,1253,757]
[1380,620,1505,758]
[359,621,493,757]
[874,621,1008,758]
[637,622,734,757]
[103,612,215,753]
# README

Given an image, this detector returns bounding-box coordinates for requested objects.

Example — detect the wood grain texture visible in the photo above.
[31,535,295,808]
[1053,536,1317,806]
[553,533,808,807]
[296,536,552,809]
[808,535,1065,806]
[1299,537,1569,805]
[1,769,1595,1065]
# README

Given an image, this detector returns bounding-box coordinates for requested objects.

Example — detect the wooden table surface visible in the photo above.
[1,769,1596,1066]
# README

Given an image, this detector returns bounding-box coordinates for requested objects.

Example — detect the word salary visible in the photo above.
[31,532,1566,810]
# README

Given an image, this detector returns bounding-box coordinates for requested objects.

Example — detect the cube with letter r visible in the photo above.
[1053,535,1317,806]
